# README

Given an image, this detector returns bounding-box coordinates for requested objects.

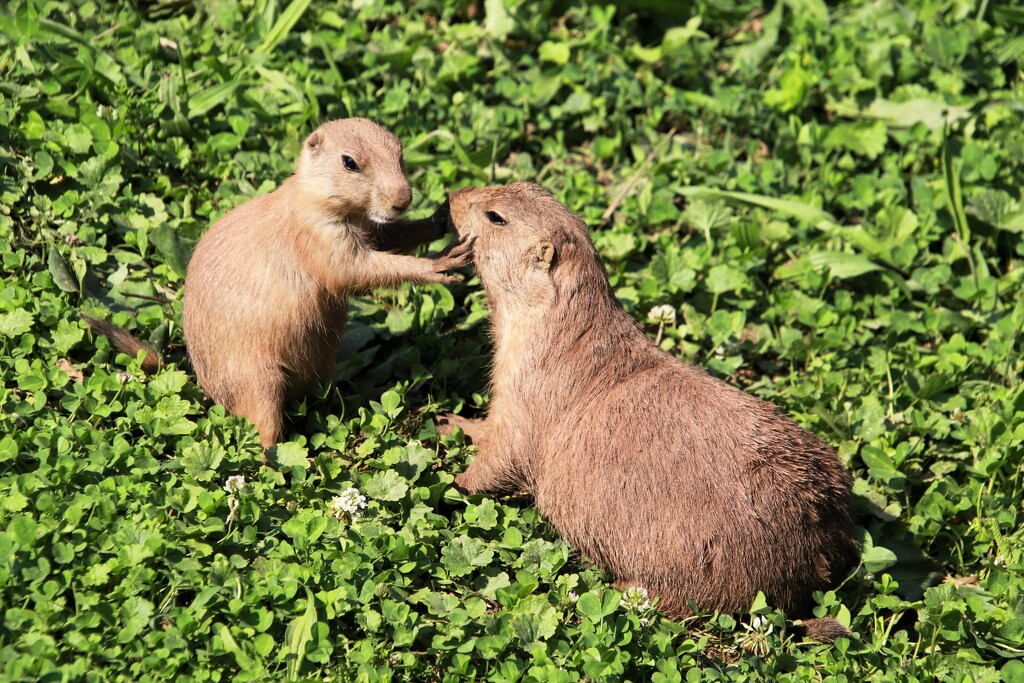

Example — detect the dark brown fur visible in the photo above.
[182,118,471,449]
[81,315,160,373]
[441,183,857,634]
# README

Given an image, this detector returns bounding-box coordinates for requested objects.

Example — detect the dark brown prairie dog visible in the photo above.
[182,118,473,449]
[439,183,857,640]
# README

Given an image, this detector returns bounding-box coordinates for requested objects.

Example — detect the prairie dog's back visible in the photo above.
[536,358,853,615]
[183,183,335,407]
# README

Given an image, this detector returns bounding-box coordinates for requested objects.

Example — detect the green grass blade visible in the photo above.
[256,0,312,54]
[188,80,243,119]
[806,251,884,279]
[216,623,256,671]
[941,123,978,284]
[941,125,971,246]
[37,17,90,46]
[284,588,317,681]
[678,186,841,232]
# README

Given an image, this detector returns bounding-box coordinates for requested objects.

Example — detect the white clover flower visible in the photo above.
[741,616,774,655]
[567,591,579,603]
[750,615,774,634]
[116,371,133,384]
[223,474,246,495]
[647,304,676,326]
[95,104,118,120]
[620,586,652,612]
[330,487,368,520]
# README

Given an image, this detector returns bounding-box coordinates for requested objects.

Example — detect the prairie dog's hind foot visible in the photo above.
[436,413,488,443]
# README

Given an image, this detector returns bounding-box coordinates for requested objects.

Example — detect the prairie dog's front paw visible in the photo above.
[424,271,463,286]
[434,234,476,272]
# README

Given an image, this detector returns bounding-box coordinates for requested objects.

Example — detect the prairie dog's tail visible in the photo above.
[796,617,853,643]
[82,315,161,373]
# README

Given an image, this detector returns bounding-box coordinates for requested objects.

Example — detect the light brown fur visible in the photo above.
[441,183,857,634]
[183,118,472,449]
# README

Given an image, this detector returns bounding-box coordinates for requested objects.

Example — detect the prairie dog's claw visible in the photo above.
[435,234,476,272]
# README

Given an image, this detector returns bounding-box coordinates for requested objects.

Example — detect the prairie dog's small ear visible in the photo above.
[306,131,322,154]
[528,240,556,271]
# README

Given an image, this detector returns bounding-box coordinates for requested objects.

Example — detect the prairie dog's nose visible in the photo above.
[392,185,413,213]
[448,186,479,236]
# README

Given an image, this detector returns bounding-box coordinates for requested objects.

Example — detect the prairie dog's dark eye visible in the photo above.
[485,210,507,225]
[342,155,361,172]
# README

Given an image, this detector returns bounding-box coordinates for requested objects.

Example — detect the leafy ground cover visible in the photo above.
[2,0,1024,680]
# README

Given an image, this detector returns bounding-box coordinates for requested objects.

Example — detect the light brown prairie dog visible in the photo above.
[183,118,473,449]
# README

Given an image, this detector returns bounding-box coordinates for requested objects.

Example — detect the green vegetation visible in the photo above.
[2,0,1023,680]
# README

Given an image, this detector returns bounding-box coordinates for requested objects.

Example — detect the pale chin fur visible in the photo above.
[367,210,400,225]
